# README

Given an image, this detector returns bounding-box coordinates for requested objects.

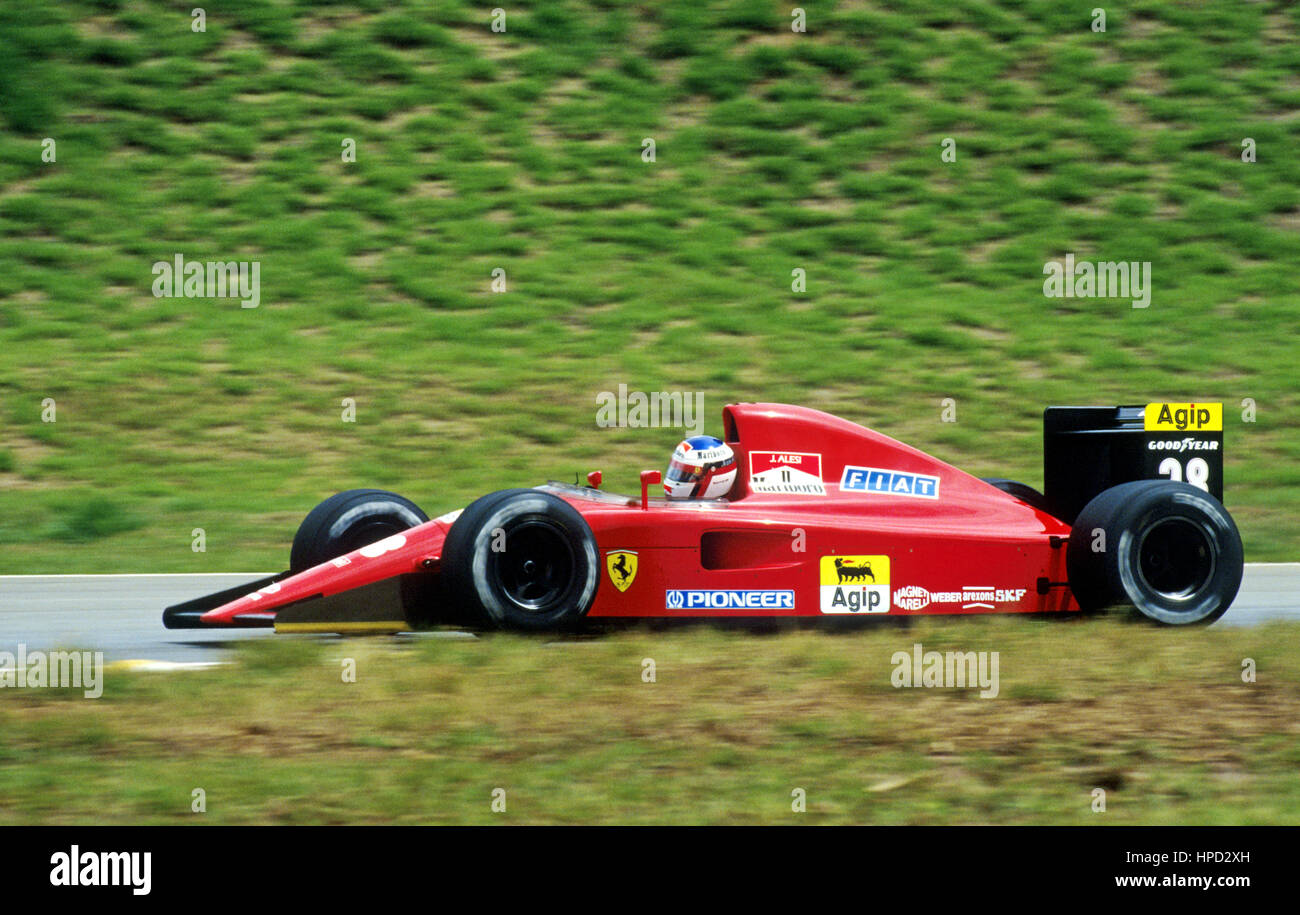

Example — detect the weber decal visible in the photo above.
[749,451,826,495]
[665,589,794,611]
[893,585,1029,612]
[819,555,890,614]
[840,466,939,499]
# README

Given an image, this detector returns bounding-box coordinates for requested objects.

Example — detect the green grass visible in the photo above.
[2,617,1298,824]
[1,1,1298,571]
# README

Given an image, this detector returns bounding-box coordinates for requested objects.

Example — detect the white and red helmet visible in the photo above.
[664,435,737,500]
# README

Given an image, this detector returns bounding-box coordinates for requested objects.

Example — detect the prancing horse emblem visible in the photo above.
[607,550,638,592]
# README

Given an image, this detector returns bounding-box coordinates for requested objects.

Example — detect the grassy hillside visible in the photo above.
[1,1,1298,571]
[3,619,1299,824]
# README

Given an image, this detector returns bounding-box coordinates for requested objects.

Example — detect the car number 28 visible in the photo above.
[1158,456,1210,491]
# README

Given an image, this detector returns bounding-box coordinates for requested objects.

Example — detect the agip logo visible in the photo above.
[819,555,890,614]
[1144,402,1222,432]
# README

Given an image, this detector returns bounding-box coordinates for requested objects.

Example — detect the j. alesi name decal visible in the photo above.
[819,555,890,614]
[749,451,825,495]
[840,466,940,499]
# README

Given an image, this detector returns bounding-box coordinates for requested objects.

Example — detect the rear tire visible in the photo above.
[1066,480,1242,625]
[442,489,600,631]
[290,489,428,573]
[981,478,1054,516]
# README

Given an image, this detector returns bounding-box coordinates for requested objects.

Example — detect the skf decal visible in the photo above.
[819,555,890,614]
[1144,402,1222,432]
[665,590,794,610]
[606,550,638,592]
[749,451,825,495]
[840,466,939,499]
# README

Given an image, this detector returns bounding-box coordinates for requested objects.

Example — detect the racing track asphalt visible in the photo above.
[0,565,1296,664]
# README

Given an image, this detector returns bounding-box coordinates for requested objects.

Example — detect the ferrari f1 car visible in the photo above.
[164,401,1242,632]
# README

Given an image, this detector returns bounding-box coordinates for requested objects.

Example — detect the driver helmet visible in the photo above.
[664,435,737,499]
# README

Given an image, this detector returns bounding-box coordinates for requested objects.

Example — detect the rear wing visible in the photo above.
[1043,402,1223,523]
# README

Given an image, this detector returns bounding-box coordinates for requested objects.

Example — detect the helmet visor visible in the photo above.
[666,458,705,483]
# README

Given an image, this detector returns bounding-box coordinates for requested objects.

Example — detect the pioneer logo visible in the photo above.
[665,589,795,610]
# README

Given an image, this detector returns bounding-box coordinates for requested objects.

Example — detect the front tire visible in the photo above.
[442,489,600,631]
[290,489,429,573]
[1066,480,1242,625]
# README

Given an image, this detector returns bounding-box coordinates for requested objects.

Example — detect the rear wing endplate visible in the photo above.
[1044,402,1223,523]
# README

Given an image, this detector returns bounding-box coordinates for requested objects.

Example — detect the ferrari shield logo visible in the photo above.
[606,550,638,592]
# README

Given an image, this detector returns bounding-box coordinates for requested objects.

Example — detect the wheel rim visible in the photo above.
[1136,516,1215,602]
[492,519,575,612]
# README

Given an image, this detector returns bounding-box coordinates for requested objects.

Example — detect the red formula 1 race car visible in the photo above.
[164,401,1243,633]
